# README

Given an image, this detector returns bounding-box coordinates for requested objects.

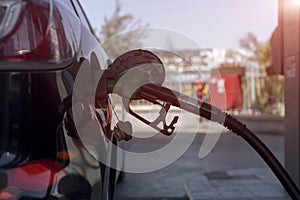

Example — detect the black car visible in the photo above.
[0,0,122,199]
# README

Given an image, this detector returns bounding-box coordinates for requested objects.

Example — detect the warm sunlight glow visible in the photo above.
[293,0,300,6]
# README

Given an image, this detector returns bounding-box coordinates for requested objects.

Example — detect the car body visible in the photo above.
[0,0,121,199]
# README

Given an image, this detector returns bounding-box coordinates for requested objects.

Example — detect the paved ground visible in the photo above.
[185,168,290,200]
[113,109,288,200]
[115,131,285,199]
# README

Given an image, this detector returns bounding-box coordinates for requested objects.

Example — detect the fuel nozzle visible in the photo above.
[95,49,165,103]
[95,50,183,136]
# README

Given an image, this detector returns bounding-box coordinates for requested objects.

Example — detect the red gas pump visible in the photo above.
[209,67,245,110]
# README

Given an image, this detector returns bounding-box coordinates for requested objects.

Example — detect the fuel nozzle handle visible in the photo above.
[133,83,226,125]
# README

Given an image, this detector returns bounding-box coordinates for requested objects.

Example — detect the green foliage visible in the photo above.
[239,32,259,63]
[241,74,284,115]
[254,75,284,114]
[239,32,272,69]
[257,40,272,68]
[239,33,284,115]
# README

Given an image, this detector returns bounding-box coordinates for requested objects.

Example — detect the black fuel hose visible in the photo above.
[225,115,300,200]
[132,83,300,200]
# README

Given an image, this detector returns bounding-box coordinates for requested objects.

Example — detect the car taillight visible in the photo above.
[0,0,81,71]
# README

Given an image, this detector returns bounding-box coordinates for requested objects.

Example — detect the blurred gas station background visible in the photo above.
[79,0,300,199]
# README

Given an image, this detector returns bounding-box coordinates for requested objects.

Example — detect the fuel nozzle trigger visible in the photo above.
[128,100,179,136]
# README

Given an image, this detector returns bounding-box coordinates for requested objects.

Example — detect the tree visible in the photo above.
[239,32,272,69]
[257,40,272,69]
[99,1,148,58]
[239,32,283,115]
[239,32,259,62]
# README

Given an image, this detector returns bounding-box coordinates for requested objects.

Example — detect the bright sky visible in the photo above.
[79,0,278,50]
